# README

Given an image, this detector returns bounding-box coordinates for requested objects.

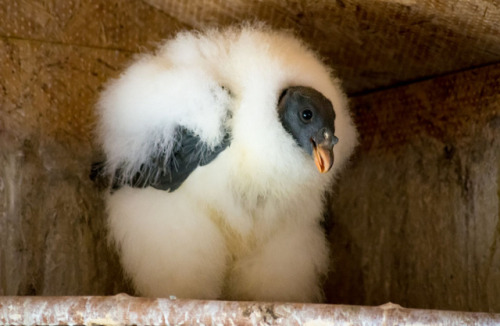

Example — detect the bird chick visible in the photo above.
[96,25,357,302]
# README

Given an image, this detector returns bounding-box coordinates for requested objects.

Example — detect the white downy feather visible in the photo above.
[98,24,357,302]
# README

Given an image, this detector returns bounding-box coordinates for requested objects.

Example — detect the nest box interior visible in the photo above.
[1,0,499,321]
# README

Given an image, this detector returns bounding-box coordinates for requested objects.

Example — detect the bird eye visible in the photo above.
[300,109,313,122]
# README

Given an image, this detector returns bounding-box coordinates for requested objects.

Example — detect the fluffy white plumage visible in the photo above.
[97,25,357,302]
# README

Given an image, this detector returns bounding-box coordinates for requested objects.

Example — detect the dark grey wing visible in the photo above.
[111,126,231,192]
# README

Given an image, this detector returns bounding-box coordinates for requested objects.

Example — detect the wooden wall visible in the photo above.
[0,0,499,313]
[327,63,500,312]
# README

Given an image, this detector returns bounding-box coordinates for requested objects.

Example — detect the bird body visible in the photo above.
[97,25,357,302]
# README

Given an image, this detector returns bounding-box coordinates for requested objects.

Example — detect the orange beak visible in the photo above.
[312,141,334,173]
[311,128,337,173]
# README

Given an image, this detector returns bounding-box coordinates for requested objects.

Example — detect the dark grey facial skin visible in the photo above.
[278,86,339,172]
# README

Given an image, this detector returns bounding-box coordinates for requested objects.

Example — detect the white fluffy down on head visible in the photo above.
[97,25,357,180]
[97,55,231,177]
[99,24,358,302]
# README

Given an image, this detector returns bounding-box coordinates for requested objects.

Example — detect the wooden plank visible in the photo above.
[1,0,500,94]
[144,0,500,94]
[327,63,500,312]
[351,62,500,152]
[1,295,499,325]
[0,37,131,296]
[0,0,187,52]
[0,37,130,144]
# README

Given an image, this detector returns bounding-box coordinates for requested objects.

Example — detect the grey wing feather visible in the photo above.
[110,127,231,192]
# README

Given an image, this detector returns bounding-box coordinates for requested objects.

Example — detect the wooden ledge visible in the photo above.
[1,295,499,325]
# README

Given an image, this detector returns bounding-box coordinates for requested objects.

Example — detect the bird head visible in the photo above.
[278,86,339,173]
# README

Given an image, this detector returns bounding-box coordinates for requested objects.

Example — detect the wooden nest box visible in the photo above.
[1,0,499,324]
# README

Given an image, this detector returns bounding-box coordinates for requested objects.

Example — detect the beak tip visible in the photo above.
[313,146,334,174]
[311,129,336,174]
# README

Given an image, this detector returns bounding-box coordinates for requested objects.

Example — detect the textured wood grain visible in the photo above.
[352,63,500,151]
[0,0,187,52]
[1,0,500,315]
[143,0,500,94]
[0,38,131,296]
[1,0,499,94]
[1,296,499,325]
[327,62,500,312]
